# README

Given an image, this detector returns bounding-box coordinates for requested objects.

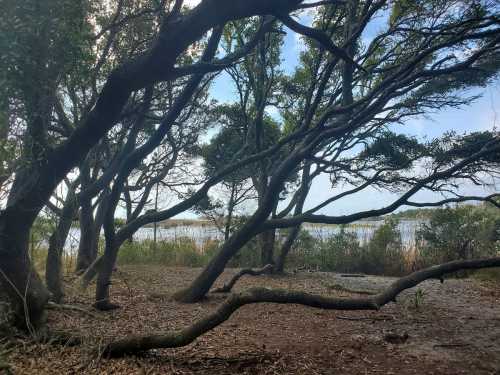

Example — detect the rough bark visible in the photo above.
[104,256,500,357]
[212,264,274,293]
[94,243,119,311]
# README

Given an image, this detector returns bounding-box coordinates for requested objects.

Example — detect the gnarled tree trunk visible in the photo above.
[0,211,50,331]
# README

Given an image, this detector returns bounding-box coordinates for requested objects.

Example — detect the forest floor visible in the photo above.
[4,266,500,374]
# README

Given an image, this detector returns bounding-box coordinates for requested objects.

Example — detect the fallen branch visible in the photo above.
[211,264,274,293]
[103,257,500,357]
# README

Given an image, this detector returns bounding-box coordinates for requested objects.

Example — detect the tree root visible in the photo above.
[102,256,500,357]
[211,264,274,293]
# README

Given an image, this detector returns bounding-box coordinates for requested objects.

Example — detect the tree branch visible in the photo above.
[212,264,274,293]
[103,256,500,356]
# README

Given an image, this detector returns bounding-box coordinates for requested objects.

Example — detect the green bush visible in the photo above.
[287,221,407,276]
[416,205,499,268]
[316,227,362,272]
[361,218,407,276]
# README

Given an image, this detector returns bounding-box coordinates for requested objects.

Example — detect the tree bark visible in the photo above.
[275,225,301,274]
[94,242,119,310]
[0,212,50,331]
[79,255,103,289]
[75,198,97,273]
[45,188,78,302]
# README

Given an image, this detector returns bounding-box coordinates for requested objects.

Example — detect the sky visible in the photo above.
[178,1,499,218]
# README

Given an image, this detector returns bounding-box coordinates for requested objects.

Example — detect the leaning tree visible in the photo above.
[0,0,499,343]
[172,0,500,302]
[1,0,323,329]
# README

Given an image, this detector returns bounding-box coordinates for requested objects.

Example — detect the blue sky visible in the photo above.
[178,2,499,218]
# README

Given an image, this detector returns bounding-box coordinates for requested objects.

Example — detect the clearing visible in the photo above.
[5,266,500,374]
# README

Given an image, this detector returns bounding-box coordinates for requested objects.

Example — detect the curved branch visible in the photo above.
[212,264,274,293]
[103,256,500,357]
[277,13,365,71]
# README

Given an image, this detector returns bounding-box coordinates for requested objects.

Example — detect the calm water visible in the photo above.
[60,220,422,254]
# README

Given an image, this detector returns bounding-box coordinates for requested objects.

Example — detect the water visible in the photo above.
[60,219,423,254]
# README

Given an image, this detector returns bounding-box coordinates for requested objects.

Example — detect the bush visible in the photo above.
[286,221,407,276]
[316,227,362,272]
[361,218,407,276]
[416,205,499,268]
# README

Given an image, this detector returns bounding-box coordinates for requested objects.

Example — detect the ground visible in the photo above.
[4,266,500,374]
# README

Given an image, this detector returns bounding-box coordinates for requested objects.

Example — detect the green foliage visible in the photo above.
[416,205,499,268]
[287,222,407,276]
[228,235,262,268]
[413,288,425,310]
[117,238,219,267]
[315,228,363,272]
[363,219,407,276]
[361,131,426,169]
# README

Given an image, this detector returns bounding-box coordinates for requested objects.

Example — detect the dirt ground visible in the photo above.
[4,266,500,374]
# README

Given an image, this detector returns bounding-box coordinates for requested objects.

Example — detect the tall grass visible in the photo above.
[117,237,220,267]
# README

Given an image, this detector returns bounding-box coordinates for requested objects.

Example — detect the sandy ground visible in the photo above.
[4,266,500,374]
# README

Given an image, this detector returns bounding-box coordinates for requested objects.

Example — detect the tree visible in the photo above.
[0,0,499,339]
[173,0,500,302]
[0,0,318,329]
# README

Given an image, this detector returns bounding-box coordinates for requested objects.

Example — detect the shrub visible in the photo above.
[362,218,407,276]
[316,227,362,272]
[416,205,499,268]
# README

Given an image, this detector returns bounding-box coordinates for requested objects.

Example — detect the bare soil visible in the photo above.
[5,266,500,374]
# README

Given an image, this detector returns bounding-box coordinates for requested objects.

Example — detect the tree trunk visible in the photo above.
[0,212,50,331]
[259,229,276,267]
[275,225,301,274]
[45,189,78,302]
[94,242,119,310]
[172,216,261,302]
[75,197,97,273]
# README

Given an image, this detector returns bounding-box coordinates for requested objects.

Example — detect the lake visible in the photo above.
[60,219,423,254]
